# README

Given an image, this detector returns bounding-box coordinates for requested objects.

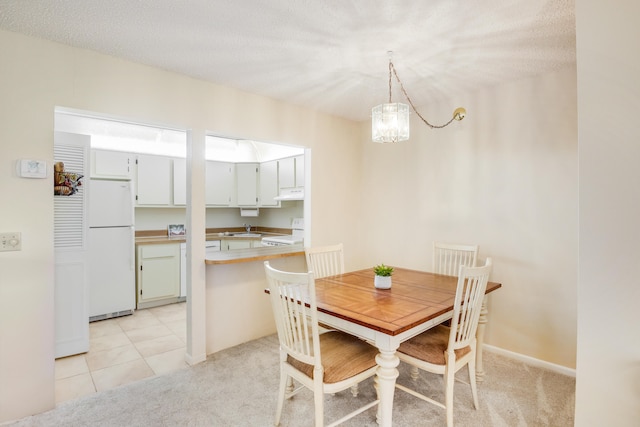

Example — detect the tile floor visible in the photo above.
[55,302,188,404]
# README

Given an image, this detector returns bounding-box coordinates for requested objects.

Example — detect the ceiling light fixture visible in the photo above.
[372,52,466,143]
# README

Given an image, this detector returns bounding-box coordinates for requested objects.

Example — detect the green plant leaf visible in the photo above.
[373,263,394,276]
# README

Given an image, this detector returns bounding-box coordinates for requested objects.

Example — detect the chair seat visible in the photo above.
[265,262,379,426]
[288,331,379,384]
[398,325,471,365]
[395,259,492,427]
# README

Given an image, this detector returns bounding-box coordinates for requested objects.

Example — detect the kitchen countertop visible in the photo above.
[135,229,302,264]
[135,232,285,245]
[204,244,305,265]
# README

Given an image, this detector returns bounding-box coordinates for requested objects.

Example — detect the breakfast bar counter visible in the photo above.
[204,244,306,355]
[204,244,305,265]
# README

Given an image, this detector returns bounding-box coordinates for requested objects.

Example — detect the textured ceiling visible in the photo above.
[0,0,575,122]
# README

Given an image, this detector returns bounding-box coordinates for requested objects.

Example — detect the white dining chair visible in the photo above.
[305,243,345,279]
[433,242,479,276]
[304,242,363,396]
[395,258,493,427]
[263,261,379,427]
[305,243,346,335]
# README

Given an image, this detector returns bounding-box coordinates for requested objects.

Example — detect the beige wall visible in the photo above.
[10,8,636,420]
[0,29,361,423]
[357,67,578,368]
[575,1,640,425]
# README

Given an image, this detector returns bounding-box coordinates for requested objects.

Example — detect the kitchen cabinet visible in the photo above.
[206,161,234,206]
[173,158,186,205]
[220,238,262,251]
[259,160,279,207]
[278,155,304,189]
[278,157,295,189]
[91,149,132,179]
[181,240,221,298]
[236,163,258,206]
[93,150,303,208]
[136,243,180,308]
[136,155,171,205]
[294,155,305,187]
[225,240,252,251]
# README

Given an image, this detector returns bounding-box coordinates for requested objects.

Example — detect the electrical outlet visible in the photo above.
[0,232,21,252]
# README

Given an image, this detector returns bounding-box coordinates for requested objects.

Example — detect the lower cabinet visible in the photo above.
[136,243,180,308]
[221,239,261,251]
[225,240,252,251]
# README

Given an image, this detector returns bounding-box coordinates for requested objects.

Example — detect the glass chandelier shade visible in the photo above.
[371,52,465,143]
[372,103,410,143]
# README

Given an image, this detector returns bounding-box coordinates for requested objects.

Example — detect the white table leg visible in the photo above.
[475,296,488,382]
[374,348,400,426]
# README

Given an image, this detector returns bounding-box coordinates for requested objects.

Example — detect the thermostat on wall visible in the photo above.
[17,159,47,178]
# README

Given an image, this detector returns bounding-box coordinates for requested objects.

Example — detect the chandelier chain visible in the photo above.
[388,61,456,129]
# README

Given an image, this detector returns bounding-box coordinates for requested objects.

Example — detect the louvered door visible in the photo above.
[53,131,90,358]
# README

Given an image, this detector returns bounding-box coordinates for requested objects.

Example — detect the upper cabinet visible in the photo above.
[91,150,133,179]
[259,160,279,207]
[136,155,171,206]
[173,159,281,208]
[206,161,234,206]
[294,155,305,188]
[98,151,302,209]
[173,158,186,206]
[278,157,295,189]
[236,163,258,206]
[279,155,304,189]
[173,159,235,206]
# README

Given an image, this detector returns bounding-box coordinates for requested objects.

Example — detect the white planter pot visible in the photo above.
[374,275,392,289]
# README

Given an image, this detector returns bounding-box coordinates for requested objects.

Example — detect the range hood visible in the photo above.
[274,187,304,201]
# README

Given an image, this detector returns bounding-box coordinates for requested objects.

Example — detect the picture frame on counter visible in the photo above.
[168,224,186,237]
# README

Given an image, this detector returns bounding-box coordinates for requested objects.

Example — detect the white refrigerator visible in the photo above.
[88,179,136,321]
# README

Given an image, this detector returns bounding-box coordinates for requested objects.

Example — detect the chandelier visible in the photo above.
[371,53,466,143]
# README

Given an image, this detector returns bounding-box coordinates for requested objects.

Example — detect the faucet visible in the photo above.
[243,223,251,233]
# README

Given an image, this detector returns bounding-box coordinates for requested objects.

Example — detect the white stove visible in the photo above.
[262,218,304,246]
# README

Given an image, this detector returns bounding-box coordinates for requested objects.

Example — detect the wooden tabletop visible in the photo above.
[314,267,502,336]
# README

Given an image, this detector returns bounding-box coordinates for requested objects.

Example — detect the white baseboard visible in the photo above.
[483,344,576,378]
[184,352,207,366]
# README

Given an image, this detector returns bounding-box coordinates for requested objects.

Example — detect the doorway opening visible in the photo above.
[53,107,308,403]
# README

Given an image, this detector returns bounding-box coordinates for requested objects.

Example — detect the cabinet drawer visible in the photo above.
[140,244,180,259]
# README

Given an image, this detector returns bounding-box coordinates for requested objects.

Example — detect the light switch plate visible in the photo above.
[0,232,21,252]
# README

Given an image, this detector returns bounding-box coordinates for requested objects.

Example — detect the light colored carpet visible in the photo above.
[8,335,575,426]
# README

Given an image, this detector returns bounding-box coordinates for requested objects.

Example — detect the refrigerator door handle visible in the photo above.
[130,226,136,272]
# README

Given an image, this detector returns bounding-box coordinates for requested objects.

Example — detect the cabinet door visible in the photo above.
[173,158,186,205]
[137,155,171,205]
[91,149,132,179]
[227,240,252,250]
[220,239,254,251]
[205,241,221,256]
[259,160,279,206]
[278,157,295,189]
[237,163,258,206]
[137,244,180,304]
[206,161,234,206]
[295,155,305,187]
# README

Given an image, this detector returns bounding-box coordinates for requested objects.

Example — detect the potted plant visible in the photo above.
[373,264,394,289]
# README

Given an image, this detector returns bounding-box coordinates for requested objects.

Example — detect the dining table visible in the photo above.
[313,266,502,427]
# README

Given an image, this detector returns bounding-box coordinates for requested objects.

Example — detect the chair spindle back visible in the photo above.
[433,242,479,276]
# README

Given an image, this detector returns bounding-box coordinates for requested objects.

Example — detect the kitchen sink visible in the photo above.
[230,233,262,237]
